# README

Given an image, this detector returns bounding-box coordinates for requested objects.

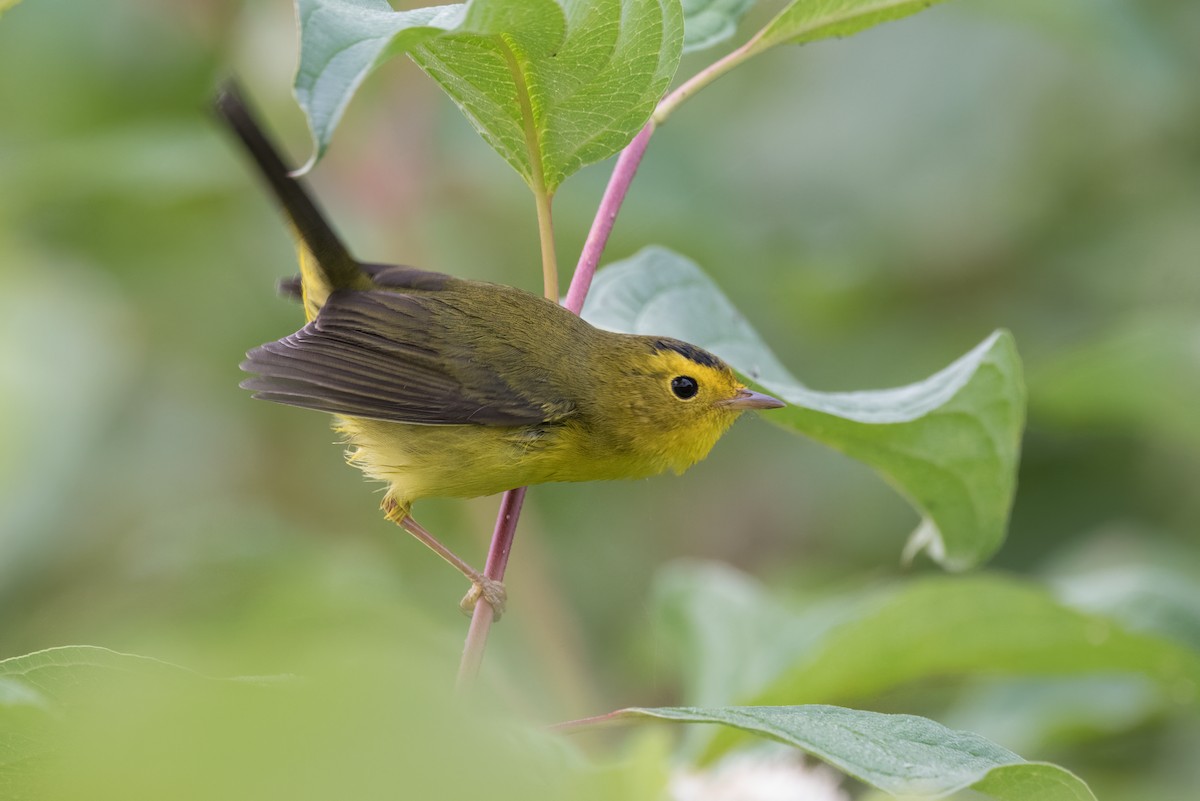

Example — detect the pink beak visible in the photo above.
[723,388,785,410]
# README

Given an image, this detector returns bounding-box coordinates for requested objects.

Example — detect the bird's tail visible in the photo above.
[213,81,368,317]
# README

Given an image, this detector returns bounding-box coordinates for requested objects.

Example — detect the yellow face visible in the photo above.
[602,337,782,475]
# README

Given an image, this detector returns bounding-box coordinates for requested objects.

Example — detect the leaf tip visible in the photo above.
[901,518,944,567]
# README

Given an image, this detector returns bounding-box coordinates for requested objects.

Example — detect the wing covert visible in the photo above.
[241,289,573,427]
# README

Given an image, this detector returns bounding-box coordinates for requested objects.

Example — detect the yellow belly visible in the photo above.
[334,415,669,514]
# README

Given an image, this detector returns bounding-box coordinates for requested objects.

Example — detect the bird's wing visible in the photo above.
[361,262,454,291]
[276,263,451,304]
[241,289,573,427]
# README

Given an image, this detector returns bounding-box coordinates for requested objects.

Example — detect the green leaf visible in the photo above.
[945,676,1166,753]
[0,647,208,799]
[750,574,1200,704]
[0,645,596,801]
[681,0,756,52]
[582,247,1026,570]
[654,565,1200,712]
[696,573,1200,759]
[970,762,1098,801]
[294,0,468,171]
[747,0,956,56]
[0,646,200,706]
[614,705,1096,800]
[412,0,683,192]
[652,561,859,708]
[0,0,23,17]
[295,0,683,191]
[1048,543,1200,652]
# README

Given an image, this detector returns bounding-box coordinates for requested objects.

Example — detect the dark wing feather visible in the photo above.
[360,262,453,291]
[276,264,450,304]
[241,289,569,427]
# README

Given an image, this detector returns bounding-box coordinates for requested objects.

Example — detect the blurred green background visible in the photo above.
[1,0,1198,797]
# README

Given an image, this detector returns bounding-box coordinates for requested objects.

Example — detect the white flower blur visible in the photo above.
[670,751,849,801]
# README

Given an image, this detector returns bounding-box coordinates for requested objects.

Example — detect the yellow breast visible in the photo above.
[334,410,725,516]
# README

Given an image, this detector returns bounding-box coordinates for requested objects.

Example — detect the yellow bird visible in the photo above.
[214,84,783,616]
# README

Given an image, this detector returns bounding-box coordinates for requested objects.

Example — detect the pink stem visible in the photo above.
[457,486,527,688]
[549,708,630,732]
[563,121,656,315]
[456,29,761,688]
[457,120,660,687]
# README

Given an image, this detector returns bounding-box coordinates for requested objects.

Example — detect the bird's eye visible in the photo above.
[671,375,699,400]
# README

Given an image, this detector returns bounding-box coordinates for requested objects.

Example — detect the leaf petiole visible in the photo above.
[653,38,757,126]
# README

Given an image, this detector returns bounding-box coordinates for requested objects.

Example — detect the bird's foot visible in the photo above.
[381,495,407,524]
[460,577,507,621]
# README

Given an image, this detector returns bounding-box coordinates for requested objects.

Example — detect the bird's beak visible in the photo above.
[723,388,786,410]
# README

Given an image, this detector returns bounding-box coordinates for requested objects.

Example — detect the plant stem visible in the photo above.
[457,37,761,686]
[652,38,757,126]
[457,190,552,686]
[549,708,628,732]
[500,38,559,301]
[457,42,562,690]
[457,123,655,686]
[566,41,762,311]
[534,187,558,301]
[565,38,759,308]
[457,486,526,689]
[563,121,656,314]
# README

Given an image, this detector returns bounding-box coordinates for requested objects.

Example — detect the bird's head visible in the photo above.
[597,336,784,475]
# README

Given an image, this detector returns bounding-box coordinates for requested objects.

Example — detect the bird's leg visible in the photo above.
[382,497,507,619]
[401,516,508,619]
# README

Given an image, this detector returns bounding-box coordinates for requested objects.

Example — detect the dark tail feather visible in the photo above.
[277,275,303,302]
[212,81,364,291]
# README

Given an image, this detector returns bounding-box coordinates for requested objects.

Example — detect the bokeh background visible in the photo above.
[1,0,1198,797]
